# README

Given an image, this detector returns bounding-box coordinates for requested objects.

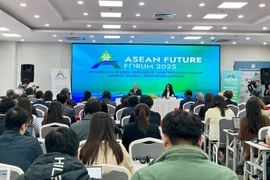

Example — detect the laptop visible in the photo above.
[87,166,102,180]
[229,117,240,133]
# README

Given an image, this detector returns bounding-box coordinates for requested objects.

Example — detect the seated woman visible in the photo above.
[122,103,161,151]
[162,84,175,98]
[80,91,91,103]
[79,112,134,174]
[198,93,213,120]
[44,90,53,102]
[42,101,71,126]
[238,97,270,170]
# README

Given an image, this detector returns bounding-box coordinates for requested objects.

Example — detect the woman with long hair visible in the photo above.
[122,103,161,151]
[42,101,70,126]
[44,90,53,102]
[238,97,270,161]
[80,91,92,102]
[198,93,213,120]
[79,112,134,173]
[162,84,175,98]
[205,95,234,141]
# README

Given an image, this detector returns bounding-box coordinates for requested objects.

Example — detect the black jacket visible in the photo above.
[17,152,90,180]
[128,111,161,126]
[225,99,238,106]
[129,89,142,96]
[62,104,76,124]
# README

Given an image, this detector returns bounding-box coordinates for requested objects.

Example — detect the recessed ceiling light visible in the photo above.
[259,4,266,7]
[53,35,57,37]
[20,39,25,41]
[222,26,227,29]
[92,40,96,43]
[199,3,205,7]
[34,15,40,18]
[83,12,88,16]
[133,25,137,28]
[192,26,213,30]
[136,14,141,17]
[177,26,182,29]
[263,42,267,45]
[184,36,202,40]
[218,2,248,9]
[87,24,91,27]
[104,35,120,39]
[201,41,204,44]
[203,14,228,19]
[2,33,21,37]
[238,15,244,18]
[101,12,122,17]
[233,41,237,44]
[59,39,62,42]
[20,3,27,7]
[171,36,175,39]
[131,36,135,38]
[210,37,215,40]
[246,37,250,40]
[187,14,192,18]
[263,27,267,30]
[78,1,84,5]
[139,2,145,6]
[129,40,133,43]
[90,35,94,38]
[99,1,123,7]
[0,27,9,31]
[103,25,121,29]
[165,41,169,44]
[45,24,50,27]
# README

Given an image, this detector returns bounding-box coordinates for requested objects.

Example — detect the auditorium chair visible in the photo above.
[33,104,48,116]
[116,107,127,121]
[0,163,24,180]
[121,116,131,128]
[35,109,45,117]
[227,104,239,117]
[237,109,246,118]
[39,123,69,139]
[107,104,116,116]
[183,102,195,112]
[193,104,205,114]
[74,104,85,115]
[92,164,131,180]
[238,102,246,111]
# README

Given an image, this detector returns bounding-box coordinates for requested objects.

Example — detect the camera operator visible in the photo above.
[247,80,262,98]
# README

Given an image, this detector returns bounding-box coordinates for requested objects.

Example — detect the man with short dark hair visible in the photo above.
[32,91,49,107]
[25,87,37,103]
[121,95,139,119]
[224,90,238,106]
[17,79,30,94]
[6,89,15,98]
[179,90,194,110]
[60,88,77,107]
[17,127,90,180]
[131,111,238,180]
[57,93,76,123]
[0,107,42,172]
[102,91,116,107]
[71,99,102,140]
[0,98,16,135]
[129,95,161,125]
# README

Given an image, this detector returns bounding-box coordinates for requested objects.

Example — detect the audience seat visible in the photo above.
[35,109,45,117]
[237,109,246,118]
[183,102,195,112]
[121,116,131,128]
[74,104,85,115]
[107,104,116,116]
[238,102,246,111]
[227,104,239,117]
[193,104,205,114]
[33,104,48,116]
[92,164,131,180]
[0,163,24,180]
[116,107,127,121]
[39,123,69,139]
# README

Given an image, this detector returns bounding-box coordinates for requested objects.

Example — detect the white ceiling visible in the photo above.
[0,0,269,45]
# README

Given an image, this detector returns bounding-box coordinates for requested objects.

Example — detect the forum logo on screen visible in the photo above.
[91,51,121,69]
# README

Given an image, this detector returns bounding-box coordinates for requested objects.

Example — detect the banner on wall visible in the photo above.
[221,70,242,104]
[51,69,71,99]
[234,61,270,71]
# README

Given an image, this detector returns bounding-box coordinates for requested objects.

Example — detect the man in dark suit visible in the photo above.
[129,83,142,96]
[189,92,204,113]
[179,90,195,110]
[121,95,139,120]
[224,90,238,106]
[57,94,76,124]
[60,88,77,108]
[32,91,49,107]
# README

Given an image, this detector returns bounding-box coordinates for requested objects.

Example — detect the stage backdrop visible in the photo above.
[72,44,220,102]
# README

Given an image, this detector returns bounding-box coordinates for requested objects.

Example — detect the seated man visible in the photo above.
[131,111,238,180]
[32,91,49,107]
[189,92,204,113]
[0,107,42,172]
[121,95,139,120]
[26,87,37,103]
[128,83,142,96]
[6,89,15,98]
[17,127,90,180]
[60,88,77,108]
[224,90,238,106]
[71,100,102,140]
[179,90,194,110]
[57,94,76,123]
[101,91,116,107]
[129,95,161,126]
[0,98,16,135]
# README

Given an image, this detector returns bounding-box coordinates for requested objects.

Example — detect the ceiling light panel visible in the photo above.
[203,14,228,19]
[0,27,9,31]
[2,33,21,37]
[104,35,120,39]
[101,12,122,17]
[218,2,248,9]
[192,26,213,30]
[184,36,202,40]
[103,25,121,29]
[99,1,123,7]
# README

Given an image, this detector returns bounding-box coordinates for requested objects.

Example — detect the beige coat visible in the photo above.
[205,107,235,141]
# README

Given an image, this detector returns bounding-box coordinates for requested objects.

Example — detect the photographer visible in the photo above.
[247,80,262,98]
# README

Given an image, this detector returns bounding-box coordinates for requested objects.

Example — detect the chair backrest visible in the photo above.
[0,163,24,180]
[79,109,84,120]
[129,138,164,160]
[238,102,246,111]
[62,116,71,124]
[116,107,127,121]
[107,104,116,116]
[237,109,246,118]
[33,104,48,115]
[45,101,51,104]
[218,117,234,145]
[193,104,205,114]
[35,109,45,117]
[81,101,87,104]
[74,104,85,115]
[121,115,131,127]
[183,101,195,111]
[93,164,131,180]
[258,126,270,139]
[39,123,69,139]
[227,104,239,117]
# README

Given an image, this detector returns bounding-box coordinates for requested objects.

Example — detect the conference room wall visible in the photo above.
[0,42,269,96]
